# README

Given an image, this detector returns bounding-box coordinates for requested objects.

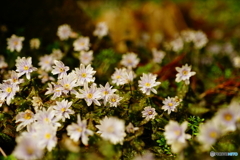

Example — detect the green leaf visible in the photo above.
[1,155,17,160]
[224,68,232,78]
[136,63,153,76]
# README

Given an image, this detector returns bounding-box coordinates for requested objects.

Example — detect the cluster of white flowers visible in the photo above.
[166,29,208,52]
[197,100,240,151]
[3,22,228,160]
[181,30,208,49]
[111,68,136,86]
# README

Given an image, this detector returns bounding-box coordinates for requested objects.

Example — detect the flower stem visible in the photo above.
[0,147,6,157]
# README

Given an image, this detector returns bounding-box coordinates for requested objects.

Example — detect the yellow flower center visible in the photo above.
[168,103,173,107]
[24,112,32,120]
[209,131,217,138]
[14,41,19,46]
[64,84,70,89]
[145,83,151,87]
[23,66,29,71]
[103,91,109,95]
[116,75,121,79]
[107,126,114,133]
[77,127,82,132]
[111,98,116,102]
[87,93,93,99]
[44,118,50,122]
[148,110,153,115]
[127,59,132,64]
[80,42,85,46]
[174,129,181,136]
[174,98,180,102]
[224,113,233,121]
[81,73,87,78]
[60,68,64,72]
[56,88,61,92]
[182,70,188,75]
[61,108,66,112]
[5,87,12,93]
[45,133,51,139]
[26,147,34,155]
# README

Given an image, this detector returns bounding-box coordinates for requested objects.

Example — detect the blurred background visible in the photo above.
[1,0,240,52]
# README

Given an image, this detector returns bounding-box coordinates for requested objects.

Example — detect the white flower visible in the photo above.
[58,72,78,95]
[93,22,108,38]
[3,70,24,85]
[0,55,8,69]
[99,82,117,105]
[164,121,191,153]
[73,36,90,51]
[107,94,123,107]
[197,120,221,151]
[45,82,64,100]
[162,97,180,114]
[73,64,96,86]
[213,100,240,132]
[51,49,63,60]
[37,124,57,151]
[138,73,161,95]
[53,99,74,122]
[30,38,40,49]
[57,24,72,40]
[67,115,93,145]
[169,37,183,52]
[175,64,196,85]
[141,106,157,121]
[151,48,165,63]
[34,107,61,129]
[79,50,94,65]
[123,69,136,84]
[181,29,196,43]
[15,57,37,80]
[96,116,126,144]
[192,30,208,49]
[13,133,44,160]
[39,54,54,71]
[120,52,140,69]
[76,83,101,106]
[51,60,69,79]
[0,81,19,105]
[15,110,35,131]
[7,34,24,52]
[111,68,128,86]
